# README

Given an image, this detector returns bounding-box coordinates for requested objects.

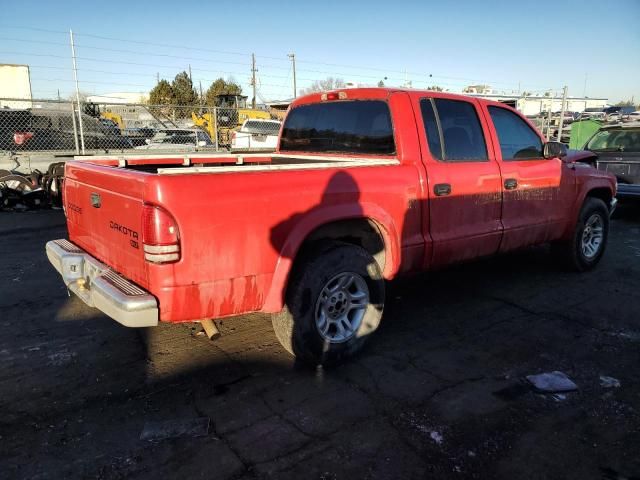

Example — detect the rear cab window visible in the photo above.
[243,121,280,135]
[279,100,395,155]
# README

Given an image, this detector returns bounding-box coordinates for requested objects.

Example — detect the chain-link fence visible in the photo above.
[0,98,283,156]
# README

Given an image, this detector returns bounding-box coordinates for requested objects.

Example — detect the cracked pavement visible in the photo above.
[1,205,639,479]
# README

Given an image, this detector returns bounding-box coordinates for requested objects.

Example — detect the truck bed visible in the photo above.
[63,151,410,322]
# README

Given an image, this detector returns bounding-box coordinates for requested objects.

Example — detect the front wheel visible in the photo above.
[553,197,610,272]
[272,243,385,366]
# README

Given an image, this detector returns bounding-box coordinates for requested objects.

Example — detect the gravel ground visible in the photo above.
[1,205,639,480]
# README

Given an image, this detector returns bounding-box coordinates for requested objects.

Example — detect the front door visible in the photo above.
[415,95,503,267]
[481,104,574,252]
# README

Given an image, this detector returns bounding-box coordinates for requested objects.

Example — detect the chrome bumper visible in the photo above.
[46,239,158,327]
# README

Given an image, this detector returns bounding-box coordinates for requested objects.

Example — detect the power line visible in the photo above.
[0,29,561,91]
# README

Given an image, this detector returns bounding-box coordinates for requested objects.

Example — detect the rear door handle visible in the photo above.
[504,178,518,190]
[434,183,451,196]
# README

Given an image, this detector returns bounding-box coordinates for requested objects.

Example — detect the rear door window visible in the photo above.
[420,98,488,162]
[488,106,543,160]
[280,100,395,154]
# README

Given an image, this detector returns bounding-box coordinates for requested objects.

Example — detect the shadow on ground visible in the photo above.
[1,206,639,479]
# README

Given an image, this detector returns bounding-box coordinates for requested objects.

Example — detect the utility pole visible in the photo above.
[545,94,553,141]
[251,53,257,109]
[156,72,160,83]
[557,85,568,143]
[188,64,192,82]
[69,29,85,154]
[199,80,203,107]
[288,53,297,98]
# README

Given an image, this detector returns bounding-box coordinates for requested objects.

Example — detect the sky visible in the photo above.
[0,0,638,104]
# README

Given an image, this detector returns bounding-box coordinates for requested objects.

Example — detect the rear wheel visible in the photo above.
[272,242,385,366]
[553,197,609,271]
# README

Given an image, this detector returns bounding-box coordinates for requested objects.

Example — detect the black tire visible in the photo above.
[553,197,610,272]
[272,242,385,366]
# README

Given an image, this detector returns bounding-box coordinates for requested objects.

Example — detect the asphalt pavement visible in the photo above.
[1,205,639,479]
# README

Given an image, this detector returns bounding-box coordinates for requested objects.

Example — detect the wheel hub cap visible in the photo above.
[581,213,604,259]
[315,272,370,343]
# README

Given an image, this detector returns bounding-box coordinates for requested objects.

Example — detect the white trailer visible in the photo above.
[0,64,32,109]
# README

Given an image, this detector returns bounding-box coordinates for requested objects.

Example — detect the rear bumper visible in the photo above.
[46,239,158,327]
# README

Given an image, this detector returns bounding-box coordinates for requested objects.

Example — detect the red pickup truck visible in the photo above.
[47,88,616,365]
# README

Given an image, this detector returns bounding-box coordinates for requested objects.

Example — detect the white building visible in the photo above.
[465,92,608,116]
[0,64,32,109]
[86,92,149,104]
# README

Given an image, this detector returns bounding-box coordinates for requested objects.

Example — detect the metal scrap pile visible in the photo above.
[0,162,65,211]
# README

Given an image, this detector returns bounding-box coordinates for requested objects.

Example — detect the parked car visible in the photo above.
[135,128,213,150]
[47,88,616,366]
[626,111,640,122]
[0,109,31,151]
[579,108,606,121]
[583,124,640,198]
[0,108,132,151]
[231,119,281,151]
[123,127,155,147]
[606,112,622,123]
[551,111,575,124]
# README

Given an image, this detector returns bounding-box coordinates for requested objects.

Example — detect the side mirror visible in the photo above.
[197,140,207,147]
[145,138,151,144]
[543,141,567,159]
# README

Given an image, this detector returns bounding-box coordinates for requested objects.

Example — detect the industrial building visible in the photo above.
[466,91,608,115]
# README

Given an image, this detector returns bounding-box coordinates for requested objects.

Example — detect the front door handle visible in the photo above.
[504,178,518,190]
[434,183,451,196]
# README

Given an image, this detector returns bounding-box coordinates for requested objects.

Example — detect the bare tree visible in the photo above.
[299,77,346,95]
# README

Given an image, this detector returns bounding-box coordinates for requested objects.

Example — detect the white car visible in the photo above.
[231,119,281,151]
[135,129,213,151]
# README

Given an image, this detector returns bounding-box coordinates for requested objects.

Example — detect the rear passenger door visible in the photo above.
[483,105,573,251]
[416,96,503,267]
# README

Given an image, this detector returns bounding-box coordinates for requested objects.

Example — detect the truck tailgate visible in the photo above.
[64,162,149,288]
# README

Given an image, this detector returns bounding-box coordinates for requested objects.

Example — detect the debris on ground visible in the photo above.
[526,371,578,393]
[430,430,444,444]
[139,417,210,441]
[599,376,621,389]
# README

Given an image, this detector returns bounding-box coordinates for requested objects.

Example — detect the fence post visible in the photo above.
[213,107,219,151]
[70,101,79,154]
[546,101,553,141]
[69,30,85,154]
[557,86,568,143]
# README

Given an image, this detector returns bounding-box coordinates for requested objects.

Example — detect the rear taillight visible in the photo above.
[142,205,180,264]
[231,131,236,140]
[14,131,34,145]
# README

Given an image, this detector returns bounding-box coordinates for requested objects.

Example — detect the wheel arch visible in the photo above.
[262,203,400,312]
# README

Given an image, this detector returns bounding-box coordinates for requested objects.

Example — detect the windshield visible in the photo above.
[150,130,196,144]
[586,129,640,152]
[280,100,395,155]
